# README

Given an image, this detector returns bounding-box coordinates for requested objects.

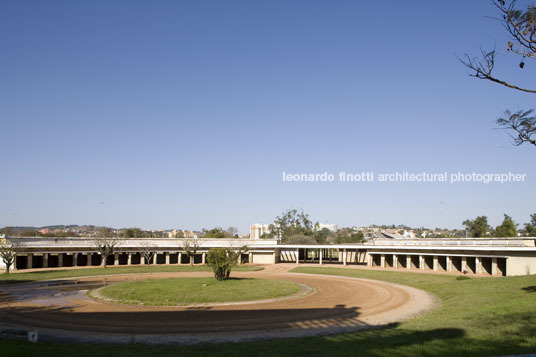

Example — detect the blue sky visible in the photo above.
[1,1,535,233]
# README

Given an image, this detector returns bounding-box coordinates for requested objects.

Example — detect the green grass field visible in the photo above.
[98,277,301,305]
[1,266,535,356]
[0,265,263,284]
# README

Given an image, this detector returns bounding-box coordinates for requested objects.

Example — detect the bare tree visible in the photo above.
[182,238,200,266]
[227,243,249,265]
[140,242,156,265]
[226,226,239,238]
[93,229,122,268]
[497,109,536,146]
[459,0,536,147]
[0,238,23,274]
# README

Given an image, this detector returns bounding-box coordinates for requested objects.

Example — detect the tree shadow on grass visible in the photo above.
[0,279,34,285]
[0,290,12,303]
[521,285,536,293]
[0,269,76,285]
[2,310,535,356]
[0,303,364,334]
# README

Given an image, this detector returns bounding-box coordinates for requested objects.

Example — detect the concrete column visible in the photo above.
[127,253,132,265]
[114,253,119,266]
[153,253,158,265]
[446,256,451,272]
[58,253,63,267]
[367,253,373,267]
[296,249,299,264]
[202,252,206,265]
[343,249,347,266]
[165,252,170,265]
[380,254,385,268]
[27,254,33,269]
[419,255,425,270]
[461,256,467,272]
[319,249,323,265]
[406,255,411,269]
[86,253,92,266]
[433,256,438,271]
[178,252,182,265]
[43,253,48,268]
[248,252,253,264]
[393,254,398,269]
[73,253,78,267]
[491,257,498,275]
[475,257,482,274]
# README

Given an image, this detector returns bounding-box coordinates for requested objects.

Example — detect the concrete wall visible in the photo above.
[251,252,276,264]
[506,253,536,276]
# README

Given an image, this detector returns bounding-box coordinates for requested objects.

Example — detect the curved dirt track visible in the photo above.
[0,264,437,344]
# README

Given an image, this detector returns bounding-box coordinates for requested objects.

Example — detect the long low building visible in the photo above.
[3,237,536,276]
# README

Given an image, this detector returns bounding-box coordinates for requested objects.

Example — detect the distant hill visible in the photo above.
[1,225,103,233]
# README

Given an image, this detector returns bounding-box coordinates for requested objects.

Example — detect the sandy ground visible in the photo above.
[0,264,437,344]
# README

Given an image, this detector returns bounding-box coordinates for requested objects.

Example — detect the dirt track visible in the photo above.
[0,264,437,344]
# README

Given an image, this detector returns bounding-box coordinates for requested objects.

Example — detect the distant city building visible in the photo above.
[39,228,49,235]
[168,229,197,238]
[403,230,416,238]
[250,224,271,240]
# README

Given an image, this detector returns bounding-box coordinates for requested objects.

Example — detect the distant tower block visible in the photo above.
[250,224,271,239]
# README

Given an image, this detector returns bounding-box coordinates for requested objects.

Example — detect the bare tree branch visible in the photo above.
[182,238,200,266]
[93,230,122,268]
[140,242,156,265]
[461,1,536,148]
[458,50,536,93]
[497,109,536,146]
[0,238,24,274]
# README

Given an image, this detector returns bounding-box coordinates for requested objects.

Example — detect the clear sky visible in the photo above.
[1,0,535,233]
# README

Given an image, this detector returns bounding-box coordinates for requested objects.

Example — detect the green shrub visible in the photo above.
[206,248,242,281]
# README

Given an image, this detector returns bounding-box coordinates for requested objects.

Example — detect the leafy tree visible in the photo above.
[269,208,315,243]
[0,238,23,274]
[334,229,365,244]
[286,234,317,245]
[495,214,518,237]
[524,213,536,236]
[313,228,332,244]
[93,229,122,268]
[460,0,536,148]
[121,228,145,238]
[202,227,229,238]
[462,216,491,237]
[206,247,246,281]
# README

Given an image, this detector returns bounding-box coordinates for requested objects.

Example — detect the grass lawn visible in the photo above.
[1,267,535,356]
[0,265,263,284]
[98,277,302,305]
